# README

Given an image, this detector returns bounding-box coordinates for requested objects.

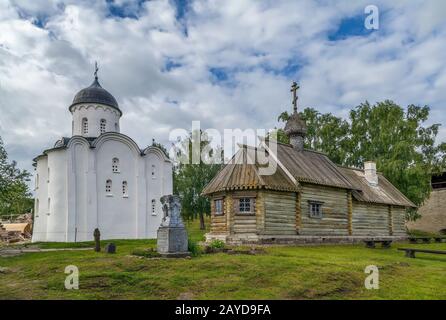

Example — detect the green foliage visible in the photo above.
[276,101,446,220]
[187,238,201,257]
[0,137,32,218]
[173,130,223,229]
[209,239,225,250]
[407,229,441,237]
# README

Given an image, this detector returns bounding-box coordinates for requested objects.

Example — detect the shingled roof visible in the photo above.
[275,143,355,189]
[339,167,416,208]
[203,141,415,208]
[202,146,299,194]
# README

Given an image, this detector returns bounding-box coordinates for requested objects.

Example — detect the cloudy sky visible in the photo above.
[1,0,445,174]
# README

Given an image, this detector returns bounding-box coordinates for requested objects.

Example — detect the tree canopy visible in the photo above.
[173,131,223,229]
[0,137,32,219]
[276,100,446,220]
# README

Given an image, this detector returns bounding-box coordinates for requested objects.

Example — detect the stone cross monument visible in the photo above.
[157,195,190,257]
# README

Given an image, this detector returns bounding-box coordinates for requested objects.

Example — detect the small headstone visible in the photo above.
[104,243,116,254]
[93,228,101,252]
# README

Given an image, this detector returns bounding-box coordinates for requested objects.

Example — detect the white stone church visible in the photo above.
[32,70,173,242]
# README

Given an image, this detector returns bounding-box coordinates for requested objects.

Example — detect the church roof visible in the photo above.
[275,143,354,189]
[202,141,415,208]
[202,149,299,195]
[69,77,121,115]
[339,167,416,208]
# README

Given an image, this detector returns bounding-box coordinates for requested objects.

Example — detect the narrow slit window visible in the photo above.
[122,181,128,197]
[47,167,50,183]
[35,199,39,216]
[47,198,51,215]
[106,179,112,194]
[36,174,39,189]
[82,118,88,135]
[112,158,119,173]
[151,199,156,215]
[151,164,156,178]
[100,119,106,134]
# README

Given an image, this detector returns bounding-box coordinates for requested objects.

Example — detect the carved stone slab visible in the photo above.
[157,195,190,257]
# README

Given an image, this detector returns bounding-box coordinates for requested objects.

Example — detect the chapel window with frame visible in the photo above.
[214,199,224,215]
[238,197,255,214]
[308,201,323,218]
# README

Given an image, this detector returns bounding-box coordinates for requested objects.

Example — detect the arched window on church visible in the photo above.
[151,199,156,215]
[112,158,119,173]
[100,119,106,134]
[106,179,112,195]
[122,181,128,197]
[114,122,118,131]
[35,174,39,190]
[82,118,88,135]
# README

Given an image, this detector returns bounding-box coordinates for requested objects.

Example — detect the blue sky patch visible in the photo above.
[163,58,182,72]
[209,67,229,82]
[328,14,374,41]
[106,0,147,19]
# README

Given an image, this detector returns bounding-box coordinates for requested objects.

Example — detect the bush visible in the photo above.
[209,239,225,250]
[188,239,201,257]
[408,229,439,237]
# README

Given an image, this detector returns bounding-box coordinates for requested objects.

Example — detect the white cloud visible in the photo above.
[0,0,445,176]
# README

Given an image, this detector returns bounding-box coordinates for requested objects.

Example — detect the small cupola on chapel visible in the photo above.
[284,81,307,151]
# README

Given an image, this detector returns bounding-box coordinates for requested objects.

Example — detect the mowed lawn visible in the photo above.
[1,219,445,300]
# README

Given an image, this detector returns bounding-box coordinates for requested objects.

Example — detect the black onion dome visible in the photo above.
[69,77,121,115]
[284,112,307,136]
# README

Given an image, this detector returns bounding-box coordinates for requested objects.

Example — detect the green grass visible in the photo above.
[1,219,445,300]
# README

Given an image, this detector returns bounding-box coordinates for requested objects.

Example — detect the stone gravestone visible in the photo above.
[93,228,101,252]
[157,195,190,257]
[104,243,116,254]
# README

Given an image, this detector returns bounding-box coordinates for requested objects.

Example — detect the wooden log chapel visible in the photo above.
[202,82,416,245]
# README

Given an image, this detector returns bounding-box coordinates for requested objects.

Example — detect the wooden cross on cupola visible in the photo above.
[94,61,99,80]
[290,81,299,113]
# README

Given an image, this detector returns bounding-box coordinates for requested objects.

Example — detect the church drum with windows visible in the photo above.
[32,69,173,242]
